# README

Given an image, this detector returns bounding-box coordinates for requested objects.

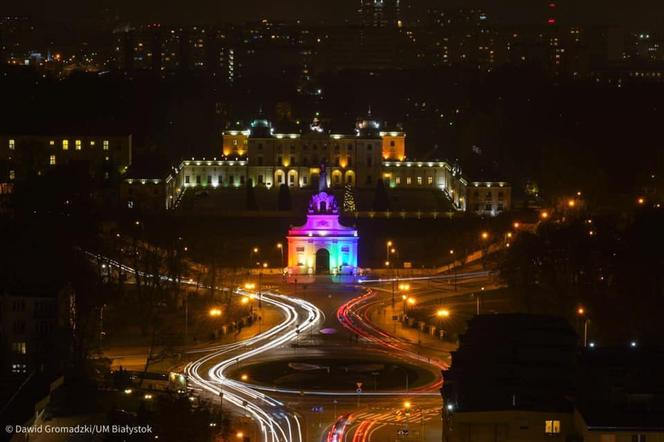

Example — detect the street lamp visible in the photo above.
[240,373,249,381]
[436,308,450,318]
[276,243,284,268]
[481,231,489,240]
[386,241,393,265]
[436,308,450,340]
[249,247,259,267]
[209,308,222,317]
[577,306,589,348]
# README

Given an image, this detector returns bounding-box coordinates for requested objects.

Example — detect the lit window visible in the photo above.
[545,420,560,435]
[104,156,109,161]
[406,177,412,184]
[75,140,82,150]
[9,139,15,150]
[62,140,69,150]
[427,176,433,184]
[417,176,423,185]
[49,155,56,165]
[90,140,95,146]
[11,342,27,354]
[49,140,55,146]
[11,363,27,374]
[395,176,401,185]
[9,170,15,180]
[103,140,109,150]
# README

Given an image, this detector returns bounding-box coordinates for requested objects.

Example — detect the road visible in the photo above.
[89,250,495,442]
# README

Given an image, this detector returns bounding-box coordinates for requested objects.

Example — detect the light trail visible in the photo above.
[85,250,323,442]
[185,290,324,442]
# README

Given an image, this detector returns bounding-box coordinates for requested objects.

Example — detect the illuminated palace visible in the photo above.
[286,163,358,275]
[121,114,511,216]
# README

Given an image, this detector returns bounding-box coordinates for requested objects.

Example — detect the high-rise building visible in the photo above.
[359,0,401,28]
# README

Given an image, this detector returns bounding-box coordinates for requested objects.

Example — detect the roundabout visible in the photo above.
[225,355,437,393]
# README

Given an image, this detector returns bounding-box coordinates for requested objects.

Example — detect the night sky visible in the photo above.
[3,0,664,27]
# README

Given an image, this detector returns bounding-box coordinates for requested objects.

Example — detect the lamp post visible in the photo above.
[249,247,259,268]
[436,308,450,340]
[276,243,284,269]
[577,306,589,347]
[386,241,393,265]
[449,249,457,291]
[259,262,267,309]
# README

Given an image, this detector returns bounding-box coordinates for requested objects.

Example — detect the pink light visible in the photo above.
[547,18,557,25]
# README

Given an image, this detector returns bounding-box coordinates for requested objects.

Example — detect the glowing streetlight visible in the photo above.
[236,432,244,439]
[513,222,520,229]
[436,308,450,318]
[481,231,489,240]
[637,197,645,205]
[540,211,549,219]
[403,400,412,410]
[240,296,250,305]
[407,297,416,306]
[144,393,153,400]
[276,243,284,268]
[240,374,249,381]
[244,282,256,290]
[385,261,391,267]
[567,199,576,208]
[209,308,222,317]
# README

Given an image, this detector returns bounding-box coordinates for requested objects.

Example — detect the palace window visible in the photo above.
[278,174,284,184]
[390,140,395,147]
[289,174,295,184]
[49,155,56,165]
[62,140,69,150]
[417,176,423,185]
[9,139,15,150]
[185,176,190,184]
[75,140,82,150]
[406,177,412,184]
[90,140,95,146]
[544,420,560,435]
[396,176,401,185]
[9,170,15,180]
[303,176,308,185]
[103,140,109,150]
[229,175,234,185]
[196,176,201,185]
[485,204,492,211]
[240,176,245,185]
[49,140,55,146]
[207,175,212,185]
[428,176,433,184]
[258,175,264,184]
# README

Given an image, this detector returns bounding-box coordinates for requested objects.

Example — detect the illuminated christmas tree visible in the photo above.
[343,183,357,213]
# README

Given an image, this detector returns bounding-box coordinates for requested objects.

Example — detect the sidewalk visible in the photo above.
[102,304,284,373]
[367,301,455,365]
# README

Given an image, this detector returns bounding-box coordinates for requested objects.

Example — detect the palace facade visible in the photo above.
[122,116,511,216]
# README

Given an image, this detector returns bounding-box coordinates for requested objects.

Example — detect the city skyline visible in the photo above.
[4,0,664,27]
